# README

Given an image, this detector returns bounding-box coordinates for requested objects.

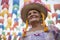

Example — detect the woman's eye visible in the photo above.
[28,13,31,15]
[33,12,37,13]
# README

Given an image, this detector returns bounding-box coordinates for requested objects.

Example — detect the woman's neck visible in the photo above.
[30,21,41,28]
[29,22,44,32]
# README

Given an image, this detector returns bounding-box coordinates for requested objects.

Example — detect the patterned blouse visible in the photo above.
[22,30,55,40]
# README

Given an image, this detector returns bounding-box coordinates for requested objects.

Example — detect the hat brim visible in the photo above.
[21,3,48,23]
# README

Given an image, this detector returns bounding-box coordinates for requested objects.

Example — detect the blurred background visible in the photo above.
[0,0,60,40]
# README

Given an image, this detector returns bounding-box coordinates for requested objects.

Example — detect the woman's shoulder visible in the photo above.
[48,24,59,33]
[48,24,60,40]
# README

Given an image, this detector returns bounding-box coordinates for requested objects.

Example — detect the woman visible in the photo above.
[21,3,58,40]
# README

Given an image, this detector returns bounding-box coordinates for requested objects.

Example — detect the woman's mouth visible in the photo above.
[30,15,39,19]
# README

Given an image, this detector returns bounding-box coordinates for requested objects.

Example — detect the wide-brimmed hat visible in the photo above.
[21,3,48,23]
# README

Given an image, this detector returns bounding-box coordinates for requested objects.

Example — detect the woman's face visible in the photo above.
[27,10,40,23]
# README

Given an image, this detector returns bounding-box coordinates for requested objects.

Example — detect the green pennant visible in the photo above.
[2,31,5,35]
[46,0,48,1]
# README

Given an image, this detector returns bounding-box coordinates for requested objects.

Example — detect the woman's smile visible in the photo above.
[29,15,39,19]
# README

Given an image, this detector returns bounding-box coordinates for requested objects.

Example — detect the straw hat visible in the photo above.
[21,3,48,23]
